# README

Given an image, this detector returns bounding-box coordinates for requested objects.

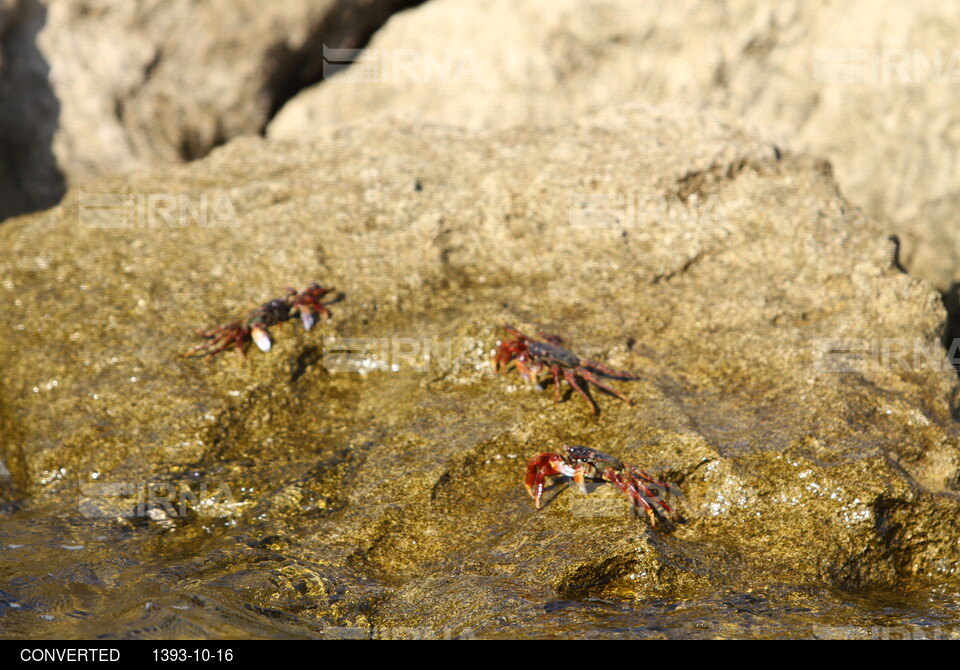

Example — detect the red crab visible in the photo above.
[525,445,682,527]
[492,325,638,414]
[187,282,334,359]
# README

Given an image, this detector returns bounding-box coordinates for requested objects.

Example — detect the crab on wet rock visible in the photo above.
[525,445,682,527]
[187,282,334,359]
[493,324,639,414]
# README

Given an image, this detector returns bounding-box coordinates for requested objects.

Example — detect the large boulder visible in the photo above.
[1,108,958,637]
[269,0,960,290]
[0,0,419,221]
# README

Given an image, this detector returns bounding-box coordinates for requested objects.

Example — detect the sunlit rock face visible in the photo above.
[1,107,958,637]
[270,0,960,291]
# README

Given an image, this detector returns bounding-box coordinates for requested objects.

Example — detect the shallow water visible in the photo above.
[2,503,959,639]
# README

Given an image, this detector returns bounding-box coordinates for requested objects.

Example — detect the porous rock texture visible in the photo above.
[270,0,960,291]
[1,108,958,637]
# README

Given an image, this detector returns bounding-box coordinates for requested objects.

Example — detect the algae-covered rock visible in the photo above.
[1,107,959,637]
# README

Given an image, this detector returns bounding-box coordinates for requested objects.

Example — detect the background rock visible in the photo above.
[2,108,958,637]
[0,0,420,222]
[269,0,960,291]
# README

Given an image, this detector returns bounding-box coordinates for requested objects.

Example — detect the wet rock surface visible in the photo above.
[2,108,959,638]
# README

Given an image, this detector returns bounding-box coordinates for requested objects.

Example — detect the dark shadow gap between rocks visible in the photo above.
[262,0,426,126]
[939,281,960,415]
[0,0,65,223]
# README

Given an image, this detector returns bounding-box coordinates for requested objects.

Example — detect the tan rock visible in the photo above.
[0,0,417,220]
[269,0,960,288]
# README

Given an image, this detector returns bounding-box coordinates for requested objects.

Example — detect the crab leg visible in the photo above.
[515,357,539,385]
[189,324,250,359]
[550,364,563,403]
[563,368,600,415]
[582,359,639,380]
[602,469,660,526]
[578,368,634,405]
[491,347,507,372]
[625,466,681,521]
[571,463,590,494]
[625,464,671,489]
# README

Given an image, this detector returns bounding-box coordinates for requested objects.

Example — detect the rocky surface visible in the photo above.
[2,108,959,637]
[269,0,960,291]
[0,0,420,221]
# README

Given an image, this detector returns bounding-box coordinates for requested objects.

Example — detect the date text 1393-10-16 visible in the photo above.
[153,649,234,662]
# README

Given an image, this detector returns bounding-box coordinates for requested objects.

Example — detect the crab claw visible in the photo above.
[300,309,317,331]
[515,358,539,385]
[525,453,577,509]
[251,326,272,352]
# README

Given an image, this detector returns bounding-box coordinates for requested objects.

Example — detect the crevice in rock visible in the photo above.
[939,282,960,396]
[940,282,960,422]
[112,47,163,126]
[887,234,908,274]
[651,251,704,285]
[555,554,639,599]
[261,0,426,128]
[674,156,749,204]
[179,117,227,163]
